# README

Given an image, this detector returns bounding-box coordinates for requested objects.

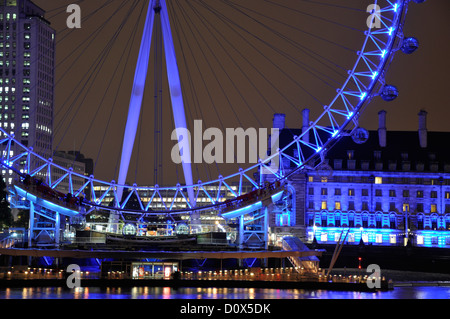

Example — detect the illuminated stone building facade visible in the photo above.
[276,110,450,248]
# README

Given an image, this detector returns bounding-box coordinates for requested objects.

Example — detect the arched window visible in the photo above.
[375,213,382,228]
[362,213,369,228]
[417,214,424,230]
[389,213,397,229]
[335,212,341,227]
[348,212,355,228]
[431,214,438,230]
[321,212,328,227]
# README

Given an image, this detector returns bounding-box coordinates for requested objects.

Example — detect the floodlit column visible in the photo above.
[239,215,244,249]
[55,212,60,247]
[28,202,35,265]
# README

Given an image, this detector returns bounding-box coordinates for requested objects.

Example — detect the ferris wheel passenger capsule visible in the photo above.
[401,37,419,54]
[380,85,399,102]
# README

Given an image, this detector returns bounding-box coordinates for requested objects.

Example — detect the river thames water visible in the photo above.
[0,285,449,299]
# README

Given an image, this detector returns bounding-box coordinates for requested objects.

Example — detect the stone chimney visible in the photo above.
[378,110,387,148]
[302,108,310,144]
[418,110,428,148]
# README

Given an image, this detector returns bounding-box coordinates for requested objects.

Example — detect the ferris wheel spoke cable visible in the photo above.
[53,0,139,129]
[261,0,365,33]
[176,1,265,146]
[54,0,115,40]
[54,0,141,150]
[295,0,366,12]
[93,3,148,175]
[226,0,350,82]
[75,0,147,173]
[175,0,281,165]
[167,4,209,185]
[54,0,129,90]
[219,0,351,90]
[168,2,215,184]
[45,0,87,19]
[166,0,243,172]
[178,0,264,129]
[197,0,322,111]
[173,0,250,170]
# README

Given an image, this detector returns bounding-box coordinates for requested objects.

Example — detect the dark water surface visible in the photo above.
[0,285,449,299]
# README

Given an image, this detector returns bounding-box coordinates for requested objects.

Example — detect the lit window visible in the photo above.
[417,235,424,245]
[431,204,437,213]
[375,177,382,184]
[389,235,397,244]
[335,202,341,210]
[321,201,327,210]
[376,234,383,244]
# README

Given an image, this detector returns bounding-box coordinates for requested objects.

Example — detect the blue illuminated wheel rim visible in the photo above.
[1,0,412,217]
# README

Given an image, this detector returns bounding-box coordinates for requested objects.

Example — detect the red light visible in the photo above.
[358,257,362,261]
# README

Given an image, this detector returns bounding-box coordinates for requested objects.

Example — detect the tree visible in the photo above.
[0,176,12,230]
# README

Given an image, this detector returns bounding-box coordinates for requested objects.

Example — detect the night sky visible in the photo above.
[31,0,450,186]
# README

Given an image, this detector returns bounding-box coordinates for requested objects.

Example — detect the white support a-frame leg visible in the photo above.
[117,0,196,216]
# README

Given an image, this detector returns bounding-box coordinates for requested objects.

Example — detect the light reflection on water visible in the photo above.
[0,286,449,299]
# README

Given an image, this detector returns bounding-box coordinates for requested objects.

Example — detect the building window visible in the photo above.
[375,189,382,197]
[376,234,383,244]
[362,201,369,211]
[445,204,450,214]
[445,192,450,199]
[308,188,314,195]
[376,214,382,228]
[417,215,424,230]
[348,215,354,227]
[375,177,382,184]
[335,201,341,210]
[321,177,328,183]
[416,203,424,212]
[390,215,397,229]
[430,191,438,198]
[321,214,327,226]
[348,201,355,211]
[321,201,327,210]
[348,188,355,196]
[417,235,424,245]
[362,214,368,228]
[390,235,397,244]
[403,204,409,212]
[334,188,341,196]
[416,190,423,198]
[375,202,382,211]
[347,150,354,159]
[362,189,369,197]
[389,190,396,197]
[308,176,314,182]
[321,188,327,196]
[431,204,437,213]
[403,190,409,198]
